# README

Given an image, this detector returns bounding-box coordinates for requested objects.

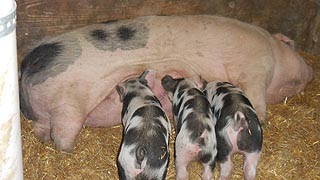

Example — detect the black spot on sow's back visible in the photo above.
[21,36,81,86]
[117,26,136,41]
[21,42,63,77]
[91,29,108,40]
[85,21,149,51]
[20,44,61,121]
[20,37,81,121]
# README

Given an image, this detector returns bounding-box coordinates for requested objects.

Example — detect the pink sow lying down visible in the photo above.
[19,15,314,152]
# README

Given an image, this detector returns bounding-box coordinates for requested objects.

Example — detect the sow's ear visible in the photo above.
[272,33,295,49]
[139,70,156,88]
[116,83,125,102]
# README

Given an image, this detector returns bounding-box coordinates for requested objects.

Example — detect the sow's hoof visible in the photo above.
[33,122,77,153]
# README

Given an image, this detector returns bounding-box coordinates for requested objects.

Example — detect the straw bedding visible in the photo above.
[22,52,320,180]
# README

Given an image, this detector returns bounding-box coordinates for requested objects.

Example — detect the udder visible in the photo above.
[85,89,123,127]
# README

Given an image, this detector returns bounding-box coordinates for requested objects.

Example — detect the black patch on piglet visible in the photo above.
[186,88,202,96]
[185,113,207,142]
[124,128,139,145]
[237,109,263,152]
[136,173,158,180]
[131,106,167,127]
[199,153,212,164]
[177,90,185,100]
[117,161,127,180]
[121,92,138,118]
[237,128,262,153]
[215,131,233,163]
[123,108,169,169]
[144,95,161,106]
[215,86,230,96]
[173,102,181,117]
[135,173,148,180]
[124,127,168,168]
[184,93,211,115]
[175,113,183,134]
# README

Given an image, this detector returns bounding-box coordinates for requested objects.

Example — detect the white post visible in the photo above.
[0,0,23,179]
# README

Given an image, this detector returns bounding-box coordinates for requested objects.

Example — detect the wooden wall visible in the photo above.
[17,0,320,55]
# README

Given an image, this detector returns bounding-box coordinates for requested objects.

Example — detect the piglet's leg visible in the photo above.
[175,140,201,180]
[219,156,233,180]
[201,162,214,180]
[175,151,190,180]
[50,101,85,153]
[243,152,261,180]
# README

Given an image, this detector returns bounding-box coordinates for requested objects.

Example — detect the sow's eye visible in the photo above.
[287,79,302,88]
[291,79,303,89]
[281,79,303,96]
[293,79,302,86]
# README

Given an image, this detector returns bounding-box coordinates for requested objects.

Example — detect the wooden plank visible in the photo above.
[17,0,213,49]
[16,0,320,55]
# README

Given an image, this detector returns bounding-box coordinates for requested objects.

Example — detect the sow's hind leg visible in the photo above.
[49,97,86,152]
[32,116,51,143]
[237,70,268,124]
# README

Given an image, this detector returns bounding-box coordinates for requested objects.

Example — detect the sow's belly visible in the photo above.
[82,56,227,127]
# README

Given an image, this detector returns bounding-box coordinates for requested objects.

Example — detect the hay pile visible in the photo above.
[22,52,320,180]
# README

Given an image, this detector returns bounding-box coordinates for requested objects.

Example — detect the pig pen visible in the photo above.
[17,0,320,179]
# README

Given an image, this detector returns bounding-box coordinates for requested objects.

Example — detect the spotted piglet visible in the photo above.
[203,81,263,180]
[161,75,217,180]
[116,70,171,180]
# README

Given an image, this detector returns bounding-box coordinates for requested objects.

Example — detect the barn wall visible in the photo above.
[16,0,320,56]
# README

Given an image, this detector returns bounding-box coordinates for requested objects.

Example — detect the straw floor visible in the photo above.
[22,52,319,180]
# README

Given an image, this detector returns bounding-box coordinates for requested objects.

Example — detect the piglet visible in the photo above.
[161,75,217,180]
[116,70,171,180]
[203,81,263,180]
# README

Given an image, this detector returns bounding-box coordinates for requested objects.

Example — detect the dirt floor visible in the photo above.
[22,52,319,180]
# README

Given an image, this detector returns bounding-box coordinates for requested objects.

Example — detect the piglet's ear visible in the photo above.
[161,75,177,92]
[116,84,125,102]
[200,76,208,89]
[272,33,295,49]
[139,70,149,80]
[139,70,156,88]
[193,74,206,89]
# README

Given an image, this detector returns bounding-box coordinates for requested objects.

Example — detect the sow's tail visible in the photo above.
[19,76,36,121]
[19,48,37,121]
[18,39,48,121]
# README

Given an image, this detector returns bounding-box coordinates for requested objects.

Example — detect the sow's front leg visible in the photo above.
[49,96,86,152]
